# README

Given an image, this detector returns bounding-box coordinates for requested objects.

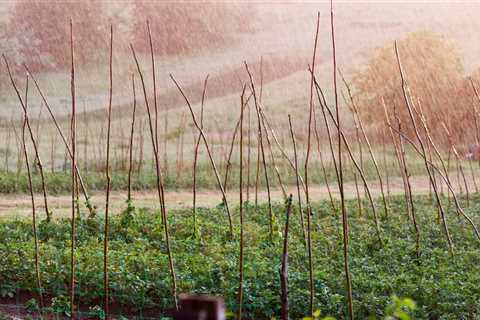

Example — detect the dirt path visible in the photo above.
[0,174,472,219]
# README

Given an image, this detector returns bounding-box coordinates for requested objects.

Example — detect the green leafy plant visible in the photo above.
[50,295,71,317]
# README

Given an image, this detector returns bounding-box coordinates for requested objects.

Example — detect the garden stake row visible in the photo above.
[4,57,51,222]
[132,45,178,309]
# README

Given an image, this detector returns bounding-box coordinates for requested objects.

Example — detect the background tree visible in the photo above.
[351,31,469,144]
[132,2,254,56]
[5,0,107,72]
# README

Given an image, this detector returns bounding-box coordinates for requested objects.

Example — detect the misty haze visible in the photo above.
[1,1,480,320]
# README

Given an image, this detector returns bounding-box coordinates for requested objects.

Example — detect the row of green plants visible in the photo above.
[1,195,479,319]
[0,155,431,194]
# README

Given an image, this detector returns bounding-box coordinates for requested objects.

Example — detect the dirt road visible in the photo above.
[2,174,467,219]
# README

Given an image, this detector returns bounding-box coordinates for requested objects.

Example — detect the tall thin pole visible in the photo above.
[103,25,113,318]
[331,2,354,317]
[128,74,137,202]
[237,86,246,320]
[304,13,320,315]
[69,18,77,318]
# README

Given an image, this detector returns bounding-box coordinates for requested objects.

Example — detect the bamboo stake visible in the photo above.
[223,95,252,193]
[138,118,145,174]
[169,74,233,238]
[261,111,307,192]
[83,101,89,172]
[280,194,293,320]
[22,76,44,311]
[5,119,11,172]
[289,115,307,244]
[390,125,480,242]
[312,106,337,212]
[330,4,354,316]
[3,57,51,222]
[237,85,246,320]
[343,91,363,217]
[255,127,261,208]
[128,74,137,202]
[247,102,252,201]
[259,109,288,199]
[69,19,77,317]
[192,75,209,236]
[442,122,470,207]
[11,119,23,176]
[394,41,454,254]
[314,79,383,244]
[341,73,388,219]
[146,21,160,155]
[103,26,113,318]
[132,45,178,308]
[304,12,320,315]
[383,99,411,219]
[393,108,420,258]
[245,62,274,241]
[465,100,479,192]
[24,65,96,217]
[469,78,480,174]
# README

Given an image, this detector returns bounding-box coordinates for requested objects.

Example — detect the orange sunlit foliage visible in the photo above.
[351,32,475,147]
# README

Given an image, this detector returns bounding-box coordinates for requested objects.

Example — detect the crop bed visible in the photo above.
[1,195,480,319]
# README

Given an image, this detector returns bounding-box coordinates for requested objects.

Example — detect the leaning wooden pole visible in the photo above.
[314,78,383,244]
[170,74,233,237]
[147,21,160,154]
[24,65,96,217]
[393,108,420,258]
[394,41,454,254]
[304,12,320,316]
[259,109,288,199]
[69,19,77,317]
[223,95,251,194]
[192,75,209,237]
[391,125,480,243]
[289,115,307,244]
[331,4,354,316]
[280,194,293,320]
[22,76,44,311]
[341,73,388,218]
[3,57,51,222]
[442,122,470,207]
[245,62,274,241]
[383,100,412,220]
[127,74,137,202]
[237,86,246,320]
[312,106,336,212]
[132,45,178,308]
[103,25,113,318]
